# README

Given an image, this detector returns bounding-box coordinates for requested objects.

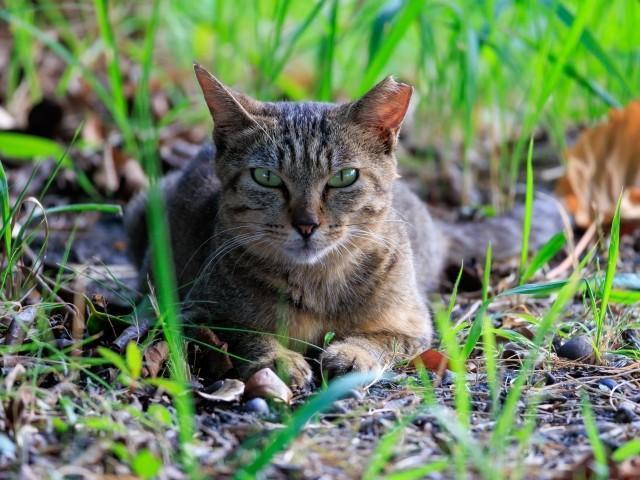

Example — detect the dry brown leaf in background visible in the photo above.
[142,341,169,378]
[557,100,640,227]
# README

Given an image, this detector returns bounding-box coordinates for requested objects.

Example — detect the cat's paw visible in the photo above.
[320,342,384,378]
[244,348,314,391]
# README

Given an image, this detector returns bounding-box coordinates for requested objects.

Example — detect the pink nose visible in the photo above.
[294,223,318,239]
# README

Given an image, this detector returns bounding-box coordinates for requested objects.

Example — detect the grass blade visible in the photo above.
[235,372,378,479]
[596,194,622,348]
[93,0,137,156]
[581,393,609,479]
[521,232,566,283]
[519,136,534,282]
[359,0,422,94]
[317,0,338,101]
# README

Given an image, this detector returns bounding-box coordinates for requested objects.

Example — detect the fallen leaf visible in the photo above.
[192,328,233,380]
[411,349,449,374]
[244,368,293,404]
[142,341,169,378]
[197,379,245,403]
[557,100,640,227]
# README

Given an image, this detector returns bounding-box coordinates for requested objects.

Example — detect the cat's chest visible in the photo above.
[284,273,337,312]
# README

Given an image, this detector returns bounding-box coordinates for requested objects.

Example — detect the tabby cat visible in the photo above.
[125,65,561,389]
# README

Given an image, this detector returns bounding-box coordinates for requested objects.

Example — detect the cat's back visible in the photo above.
[124,144,221,293]
[392,181,446,293]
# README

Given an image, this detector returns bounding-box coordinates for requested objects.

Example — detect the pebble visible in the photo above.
[544,372,557,385]
[556,335,594,362]
[244,397,270,415]
[597,378,617,391]
[616,400,638,423]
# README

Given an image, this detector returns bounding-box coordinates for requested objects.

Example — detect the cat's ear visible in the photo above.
[194,64,260,135]
[345,76,412,150]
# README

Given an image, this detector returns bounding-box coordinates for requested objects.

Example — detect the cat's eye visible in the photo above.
[327,168,358,188]
[251,168,283,188]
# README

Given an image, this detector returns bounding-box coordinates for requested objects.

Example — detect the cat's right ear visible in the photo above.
[194,64,259,136]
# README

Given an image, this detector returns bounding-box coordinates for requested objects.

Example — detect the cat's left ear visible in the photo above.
[193,64,261,138]
[344,76,413,151]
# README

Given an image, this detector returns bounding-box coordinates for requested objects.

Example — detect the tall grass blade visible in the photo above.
[580,393,609,479]
[317,0,338,101]
[519,136,534,282]
[521,232,566,283]
[359,0,422,93]
[93,0,137,156]
[596,193,622,349]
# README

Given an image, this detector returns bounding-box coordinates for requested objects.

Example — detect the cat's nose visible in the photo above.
[294,222,319,238]
[292,209,320,239]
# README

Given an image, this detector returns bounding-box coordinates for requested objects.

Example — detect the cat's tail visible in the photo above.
[441,193,569,266]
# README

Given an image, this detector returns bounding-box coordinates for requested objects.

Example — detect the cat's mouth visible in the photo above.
[281,240,335,265]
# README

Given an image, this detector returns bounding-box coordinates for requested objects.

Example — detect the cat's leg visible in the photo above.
[230,333,314,390]
[319,330,430,378]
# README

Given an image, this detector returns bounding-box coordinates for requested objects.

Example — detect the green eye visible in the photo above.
[327,168,358,188]
[251,168,283,188]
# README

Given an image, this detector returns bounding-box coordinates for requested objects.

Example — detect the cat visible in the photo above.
[125,65,563,389]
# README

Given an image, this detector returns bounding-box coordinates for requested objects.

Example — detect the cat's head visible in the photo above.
[194,65,412,267]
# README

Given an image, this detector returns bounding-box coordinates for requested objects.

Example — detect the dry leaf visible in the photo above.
[557,100,640,227]
[142,341,169,378]
[197,379,245,403]
[244,368,293,404]
[411,349,449,374]
[192,328,233,380]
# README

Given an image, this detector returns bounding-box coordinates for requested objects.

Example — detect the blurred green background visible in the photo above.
[1,0,639,199]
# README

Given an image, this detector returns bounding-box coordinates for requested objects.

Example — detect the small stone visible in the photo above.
[556,336,594,362]
[544,372,557,385]
[244,397,270,415]
[597,378,617,391]
[616,401,638,422]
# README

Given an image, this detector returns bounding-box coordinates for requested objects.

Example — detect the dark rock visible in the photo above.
[616,401,638,423]
[545,372,557,385]
[556,336,594,362]
[597,378,617,391]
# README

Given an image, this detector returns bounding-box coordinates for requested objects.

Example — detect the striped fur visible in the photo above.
[125,66,560,388]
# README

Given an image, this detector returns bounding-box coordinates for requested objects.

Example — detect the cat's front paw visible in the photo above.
[320,342,384,379]
[242,348,314,391]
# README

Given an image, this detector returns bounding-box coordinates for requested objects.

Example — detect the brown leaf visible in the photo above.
[197,379,245,403]
[557,100,640,227]
[5,306,38,347]
[142,341,169,378]
[411,349,449,375]
[244,368,293,404]
[192,328,233,380]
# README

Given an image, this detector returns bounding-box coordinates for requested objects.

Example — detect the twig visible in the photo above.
[546,222,596,279]
[5,306,38,346]
[113,315,155,352]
